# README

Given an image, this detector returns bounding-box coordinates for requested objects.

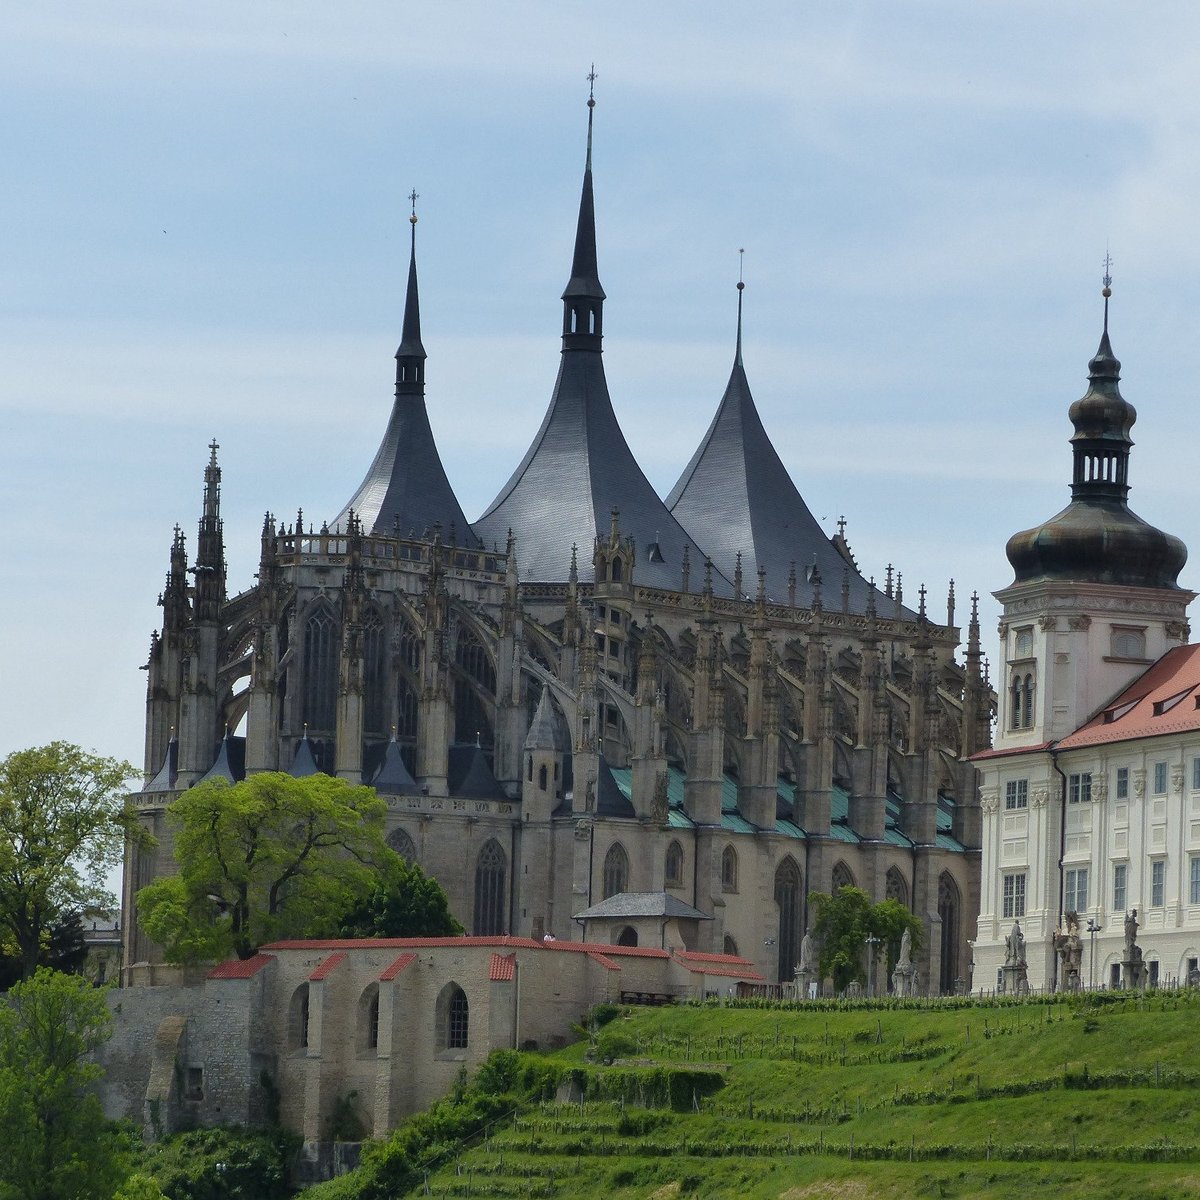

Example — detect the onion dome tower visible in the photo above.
[668,272,898,613]
[1005,279,1186,589]
[995,272,1191,746]
[332,195,476,542]
[473,77,725,591]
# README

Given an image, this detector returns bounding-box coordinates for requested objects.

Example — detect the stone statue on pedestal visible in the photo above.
[1054,911,1084,992]
[1000,919,1029,995]
[891,926,918,998]
[1122,909,1146,989]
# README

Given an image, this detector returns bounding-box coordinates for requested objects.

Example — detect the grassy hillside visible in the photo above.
[315,991,1200,1199]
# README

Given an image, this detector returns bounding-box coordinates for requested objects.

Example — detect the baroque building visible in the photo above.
[125,93,988,992]
[973,279,1197,991]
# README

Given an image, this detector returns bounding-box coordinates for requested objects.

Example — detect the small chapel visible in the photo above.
[123,89,988,993]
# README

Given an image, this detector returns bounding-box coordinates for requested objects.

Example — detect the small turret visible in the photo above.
[523,686,565,819]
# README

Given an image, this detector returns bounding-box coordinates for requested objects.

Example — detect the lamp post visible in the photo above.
[1086,918,1101,990]
[865,933,880,998]
[966,939,975,996]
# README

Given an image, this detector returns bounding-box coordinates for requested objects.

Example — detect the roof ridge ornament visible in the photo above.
[735,248,745,367]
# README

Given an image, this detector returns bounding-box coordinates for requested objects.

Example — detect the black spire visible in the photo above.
[473,72,725,591]
[561,69,605,350]
[332,195,476,542]
[667,269,898,616]
[395,189,426,382]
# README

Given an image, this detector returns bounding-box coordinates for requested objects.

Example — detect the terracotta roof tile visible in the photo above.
[489,952,517,982]
[309,951,348,981]
[207,953,274,980]
[673,950,754,966]
[969,742,1054,762]
[1058,645,1200,750]
[379,952,417,981]
[587,951,621,971]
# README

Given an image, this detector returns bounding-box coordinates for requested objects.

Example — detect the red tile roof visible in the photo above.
[262,936,544,951]
[1058,645,1200,750]
[207,953,274,980]
[970,741,1054,762]
[379,952,417,981]
[309,951,348,981]
[672,949,764,980]
[489,952,517,982]
[587,950,621,971]
[540,938,669,959]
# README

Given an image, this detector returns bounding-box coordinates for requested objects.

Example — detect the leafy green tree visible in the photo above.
[808,885,922,991]
[138,1126,298,1200]
[0,743,136,980]
[0,909,88,992]
[137,773,396,962]
[337,855,463,939]
[0,968,130,1200]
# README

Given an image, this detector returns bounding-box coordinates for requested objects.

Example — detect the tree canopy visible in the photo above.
[0,968,130,1200]
[808,885,923,992]
[137,772,399,961]
[0,743,135,980]
[337,855,463,939]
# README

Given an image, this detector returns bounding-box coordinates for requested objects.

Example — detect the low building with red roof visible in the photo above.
[94,934,760,1170]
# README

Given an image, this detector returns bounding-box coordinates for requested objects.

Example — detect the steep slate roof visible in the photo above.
[332,215,475,542]
[573,892,712,921]
[473,98,728,594]
[369,735,420,796]
[667,287,902,615]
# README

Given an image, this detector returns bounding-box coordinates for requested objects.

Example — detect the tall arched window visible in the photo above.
[362,611,387,736]
[723,934,739,957]
[602,843,628,899]
[774,857,803,985]
[831,861,855,893]
[721,845,738,893]
[938,872,961,995]
[436,983,469,1051]
[885,866,909,908]
[302,607,339,732]
[473,840,507,936]
[387,827,416,863]
[288,984,310,1052]
[357,984,380,1055]
[665,840,684,887]
[1022,674,1035,729]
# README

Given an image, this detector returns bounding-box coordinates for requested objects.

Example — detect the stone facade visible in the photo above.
[98,938,763,1145]
[122,97,987,997]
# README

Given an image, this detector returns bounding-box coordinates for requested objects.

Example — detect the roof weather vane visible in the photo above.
[1102,248,1113,332]
[408,189,419,225]
[738,247,745,290]
[587,64,597,103]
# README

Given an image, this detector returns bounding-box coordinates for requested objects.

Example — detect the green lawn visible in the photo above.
[338,992,1200,1198]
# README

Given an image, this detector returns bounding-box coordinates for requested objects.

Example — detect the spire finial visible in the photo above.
[396,188,426,373]
[735,248,745,367]
[585,64,597,171]
[1102,248,1113,335]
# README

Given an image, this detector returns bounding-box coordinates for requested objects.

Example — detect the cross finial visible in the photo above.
[587,63,597,104]
[1101,247,1113,333]
[408,188,419,226]
[836,515,846,538]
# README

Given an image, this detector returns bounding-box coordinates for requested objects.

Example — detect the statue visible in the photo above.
[1054,911,1084,991]
[897,927,913,969]
[1124,909,1139,956]
[891,927,917,998]
[799,931,815,974]
[1004,920,1026,967]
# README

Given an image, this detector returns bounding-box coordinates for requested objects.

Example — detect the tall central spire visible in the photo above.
[396,189,426,376]
[561,67,605,350]
[473,75,727,592]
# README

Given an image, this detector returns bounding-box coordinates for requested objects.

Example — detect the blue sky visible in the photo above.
[4,2,1200,775]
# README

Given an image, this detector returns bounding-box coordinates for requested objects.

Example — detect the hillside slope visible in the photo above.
[315,992,1200,1199]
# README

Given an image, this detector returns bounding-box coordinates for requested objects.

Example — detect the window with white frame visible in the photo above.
[1065,867,1089,913]
[1151,860,1166,908]
[1116,767,1129,800]
[1193,758,1200,792]
[1191,857,1200,906]
[1113,863,1127,912]
[1153,761,1168,795]
[1002,872,1026,919]
[1005,779,1028,810]
[1068,773,1092,804]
